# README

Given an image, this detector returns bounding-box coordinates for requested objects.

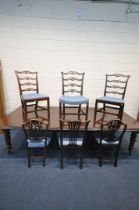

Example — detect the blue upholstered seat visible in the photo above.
[99,96,124,104]
[58,137,83,146]
[22,93,49,101]
[27,137,51,148]
[96,138,119,145]
[59,95,89,105]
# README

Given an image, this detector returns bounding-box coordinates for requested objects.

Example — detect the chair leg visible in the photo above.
[85,102,89,120]
[43,148,47,167]
[80,147,84,169]
[99,145,102,167]
[100,102,106,124]
[78,105,81,120]
[63,104,65,120]
[47,98,50,126]
[99,157,102,167]
[114,160,117,167]
[43,159,45,167]
[35,100,38,118]
[119,104,124,120]
[93,100,98,127]
[59,102,62,119]
[60,148,64,169]
[101,112,106,126]
[27,150,31,168]
[22,101,28,121]
[59,102,66,120]
[114,147,120,167]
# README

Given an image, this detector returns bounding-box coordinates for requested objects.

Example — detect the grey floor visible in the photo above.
[0,130,139,210]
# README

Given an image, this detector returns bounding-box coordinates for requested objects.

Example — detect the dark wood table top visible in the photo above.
[0,107,139,131]
[0,106,139,132]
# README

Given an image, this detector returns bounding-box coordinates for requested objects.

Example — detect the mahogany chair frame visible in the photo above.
[93,74,130,127]
[59,71,89,121]
[15,71,50,124]
[59,119,90,169]
[96,119,127,167]
[22,119,50,168]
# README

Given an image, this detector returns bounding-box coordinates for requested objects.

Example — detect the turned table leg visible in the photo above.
[128,131,138,156]
[3,129,12,154]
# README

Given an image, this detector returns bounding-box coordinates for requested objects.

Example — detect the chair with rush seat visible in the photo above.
[22,119,51,168]
[59,71,89,121]
[15,71,50,124]
[93,74,130,127]
[59,119,90,169]
[95,119,127,167]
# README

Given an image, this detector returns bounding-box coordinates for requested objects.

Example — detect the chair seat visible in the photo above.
[98,96,124,104]
[22,93,49,101]
[59,95,89,105]
[96,137,119,145]
[27,137,51,148]
[59,137,83,146]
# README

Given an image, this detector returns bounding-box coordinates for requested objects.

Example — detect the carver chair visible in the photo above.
[15,71,50,124]
[59,119,90,169]
[22,119,51,168]
[95,119,127,167]
[93,74,130,127]
[59,71,89,121]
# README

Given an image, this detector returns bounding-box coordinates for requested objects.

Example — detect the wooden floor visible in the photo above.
[0,106,139,154]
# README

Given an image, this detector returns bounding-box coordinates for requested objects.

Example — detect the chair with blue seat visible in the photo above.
[93,74,130,127]
[59,71,89,121]
[15,71,50,124]
[59,119,90,169]
[95,119,127,167]
[22,119,51,168]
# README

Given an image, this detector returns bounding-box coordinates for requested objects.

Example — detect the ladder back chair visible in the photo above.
[59,71,89,121]
[59,119,90,169]
[22,119,51,168]
[93,74,130,127]
[95,119,127,167]
[15,71,50,124]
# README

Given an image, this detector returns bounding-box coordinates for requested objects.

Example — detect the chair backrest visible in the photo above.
[100,119,127,144]
[61,71,85,96]
[22,119,48,143]
[15,71,39,96]
[104,74,130,99]
[59,119,90,145]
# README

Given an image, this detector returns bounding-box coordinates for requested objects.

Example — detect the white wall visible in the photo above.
[0,0,139,118]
